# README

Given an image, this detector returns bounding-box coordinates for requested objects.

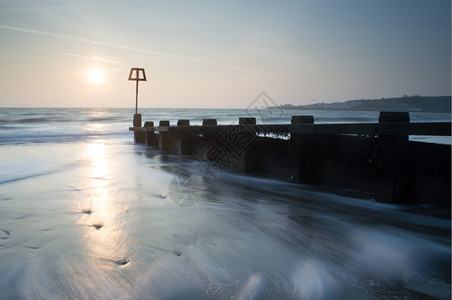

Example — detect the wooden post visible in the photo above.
[202,118,218,141]
[198,119,218,161]
[158,120,181,154]
[239,117,256,125]
[375,112,410,203]
[202,119,217,126]
[133,114,142,127]
[177,119,190,126]
[238,117,257,173]
[289,115,316,183]
[177,119,190,155]
[158,120,170,151]
[133,114,145,143]
[144,121,158,147]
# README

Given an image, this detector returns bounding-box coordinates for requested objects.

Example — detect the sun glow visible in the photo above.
[87,68,104,84]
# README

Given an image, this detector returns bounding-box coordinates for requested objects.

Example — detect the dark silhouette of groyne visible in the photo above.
[130,112,451,208]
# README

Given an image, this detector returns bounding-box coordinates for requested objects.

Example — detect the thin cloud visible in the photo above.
[43,50,129,65]
[0,5,82,13]
[0,24,267,73]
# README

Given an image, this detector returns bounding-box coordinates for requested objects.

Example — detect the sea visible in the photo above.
[0,107,450,299]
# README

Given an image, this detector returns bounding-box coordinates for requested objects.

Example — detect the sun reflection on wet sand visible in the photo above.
[80,142,130,269]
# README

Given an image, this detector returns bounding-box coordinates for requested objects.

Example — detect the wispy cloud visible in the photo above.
[0,24,267,73]
[0,3,89,13]
[42,50,129,65]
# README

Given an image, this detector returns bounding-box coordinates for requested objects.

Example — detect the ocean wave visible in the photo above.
[0,125,18,130]
[0,131,130,145]
[4,116,123,125]
[85,116,123,123]
[14,117,57,124]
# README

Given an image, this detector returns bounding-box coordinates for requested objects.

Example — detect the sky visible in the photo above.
[0,0,450,108]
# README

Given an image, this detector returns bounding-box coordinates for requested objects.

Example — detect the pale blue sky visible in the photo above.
[0,0,450,108]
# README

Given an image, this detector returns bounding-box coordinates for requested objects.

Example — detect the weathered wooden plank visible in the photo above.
[405,122,451,136]
[129,126,168,132]
[290,122,451,136]
[130,122,451,136]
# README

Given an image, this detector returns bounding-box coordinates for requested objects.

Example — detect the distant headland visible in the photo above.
[272,95,451,113]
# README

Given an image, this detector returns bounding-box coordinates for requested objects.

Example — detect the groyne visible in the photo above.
[130,112,451,208]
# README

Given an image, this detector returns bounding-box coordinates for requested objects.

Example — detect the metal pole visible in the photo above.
[129,67,146,114]
[135,76,139,114]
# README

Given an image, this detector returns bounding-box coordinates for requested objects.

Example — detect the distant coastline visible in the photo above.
[272,96,451,113]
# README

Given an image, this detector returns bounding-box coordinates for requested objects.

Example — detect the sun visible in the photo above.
[87,68,104,84]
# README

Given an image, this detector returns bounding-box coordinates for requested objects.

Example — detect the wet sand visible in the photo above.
[0,140,450,299]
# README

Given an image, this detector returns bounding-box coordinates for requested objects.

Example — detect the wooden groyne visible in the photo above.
[130,112,451,207]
